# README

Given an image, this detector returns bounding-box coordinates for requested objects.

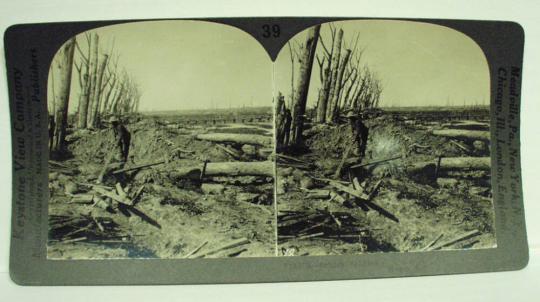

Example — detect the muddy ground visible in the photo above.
[276,112,495,256]
[48,113,275,259]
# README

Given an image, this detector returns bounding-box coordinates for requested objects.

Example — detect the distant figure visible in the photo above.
[283,108,292,146]
[48,114,55,152]
[276,94,292,147]
[346,111,369,160]
[97,116,131,184]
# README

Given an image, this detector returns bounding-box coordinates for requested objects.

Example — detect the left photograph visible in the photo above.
[46,20,276,259]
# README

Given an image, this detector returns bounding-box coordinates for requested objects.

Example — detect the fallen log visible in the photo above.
[172,161,274,179]
[207,123,272,134]
[195,133,271,146]
[432,129,490,142]
[407,157,491,174]
[445,121,489,131]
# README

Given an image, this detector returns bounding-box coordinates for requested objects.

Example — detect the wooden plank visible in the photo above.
[327,180,370,200]
[334,144,353,178]
[115,183,127,199]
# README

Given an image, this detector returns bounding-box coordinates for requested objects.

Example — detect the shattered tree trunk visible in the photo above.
[195,133,272,147]
[90,54,109,128]
[76,37,91,129]
[51,37,76,155]
[101,75,116,115]
[86,34,99,128]
[325,29,343,123]
[110,84,124,114]
[290,25,321,146]
[316,29,337,124]
[329,49,352,122]
[316,67,331,123]
[172,161,274,178]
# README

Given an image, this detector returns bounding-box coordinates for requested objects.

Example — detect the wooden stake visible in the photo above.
[334,144,353,179]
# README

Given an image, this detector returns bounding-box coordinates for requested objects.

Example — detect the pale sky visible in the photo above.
[53,20,273,113]
[49,19,489,113]
[275,20,490,108]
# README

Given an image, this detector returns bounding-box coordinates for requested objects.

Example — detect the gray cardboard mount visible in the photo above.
[4,17,528,285]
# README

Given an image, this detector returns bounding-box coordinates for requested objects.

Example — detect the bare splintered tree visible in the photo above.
[86,34,100,128]
[73,32,141,129]
[74,33,92,129]
[289,25,321,145]
[324,28,344,123]
[315,24,382,123]
[51,37,76,155]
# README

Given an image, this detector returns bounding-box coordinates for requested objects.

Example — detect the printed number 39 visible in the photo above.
[262,24,280,38]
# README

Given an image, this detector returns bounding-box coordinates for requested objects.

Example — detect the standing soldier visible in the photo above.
[97,116,131,184]
[276,93,293,148]
[346,111,369,160]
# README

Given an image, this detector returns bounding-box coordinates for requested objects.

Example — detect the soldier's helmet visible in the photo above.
[345,111,358,119]
[107,116,120,124]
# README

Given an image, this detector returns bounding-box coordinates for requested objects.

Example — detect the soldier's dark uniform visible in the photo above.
[97,117,131,184]
[347,112,369,159]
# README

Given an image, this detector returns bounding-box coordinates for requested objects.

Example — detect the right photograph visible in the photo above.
[274,20,495,256]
